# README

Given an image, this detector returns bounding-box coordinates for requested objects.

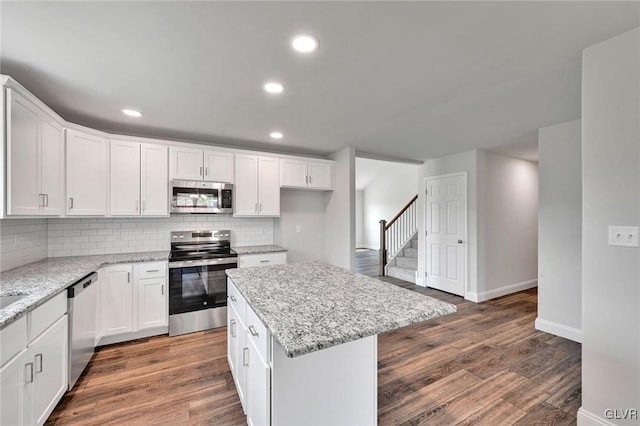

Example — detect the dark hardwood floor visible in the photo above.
[47,251,581,425]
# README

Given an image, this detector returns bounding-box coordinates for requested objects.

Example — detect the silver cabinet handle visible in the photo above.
[200,166,203,176]
[205,167,208,176]
[230,319,236,337]
[147,269,160,273]
[229,295,237,302]
[69,197,74,209]
[127,272,131,283]
[309,175,312,184]
[260,260,269,263]
[259,203,262,213]
[35,353,43,373]
[255,202,258,213]
[458,240,463,244]
[242,347,249,366]
[161,285,164,295]
[44,194,49,207]
[25,363,34,384]
[248,325,258,337]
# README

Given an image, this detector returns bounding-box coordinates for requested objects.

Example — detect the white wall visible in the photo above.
[47,216,273,257]
[536,119,582,343]
[579,27,639,426]
[325,147,356,271]
[476,150,539,300]
[361,162,419,250]
[418,150,479,291]
[274,190,328,263]
[0,219,48,271]
[355,190,364,248]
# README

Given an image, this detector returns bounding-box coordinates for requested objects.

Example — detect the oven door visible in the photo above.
[169,258,237,315]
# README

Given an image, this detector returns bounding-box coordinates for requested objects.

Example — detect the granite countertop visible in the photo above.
[233,245,287,255]
[0,251,169,330]
[226,261,457,358]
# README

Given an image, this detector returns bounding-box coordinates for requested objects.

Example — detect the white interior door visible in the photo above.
[425,174,466,296]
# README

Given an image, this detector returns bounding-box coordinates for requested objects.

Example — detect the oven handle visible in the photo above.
[169,257,238,269]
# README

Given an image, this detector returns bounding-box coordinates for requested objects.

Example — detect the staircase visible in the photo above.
[386,235,418,283]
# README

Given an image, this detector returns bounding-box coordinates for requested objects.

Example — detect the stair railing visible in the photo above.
[379,194,418,276]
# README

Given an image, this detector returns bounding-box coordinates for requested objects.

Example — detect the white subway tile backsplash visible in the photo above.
[0,219,48,272]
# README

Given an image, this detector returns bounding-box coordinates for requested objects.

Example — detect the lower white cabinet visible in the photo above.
[0,293,68,426]
[98,262,168,344]
[238,252,287,269]
[246,322,271,426]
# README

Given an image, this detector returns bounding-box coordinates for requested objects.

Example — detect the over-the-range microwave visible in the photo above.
[170,180,233,214]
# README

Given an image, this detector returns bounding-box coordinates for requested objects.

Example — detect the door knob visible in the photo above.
[458,240,463,244]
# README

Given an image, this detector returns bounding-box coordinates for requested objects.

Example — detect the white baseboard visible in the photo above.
[466,279,538,303]
[356,244,378,251]
[535,318,582,343]
[577,407,615,426]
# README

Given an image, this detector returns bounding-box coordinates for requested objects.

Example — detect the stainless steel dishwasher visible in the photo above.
[67,272,98,390]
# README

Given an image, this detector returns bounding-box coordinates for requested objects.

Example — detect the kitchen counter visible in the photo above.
[0,251,169,330]
[226,261,456,358]
[233,244,287,255]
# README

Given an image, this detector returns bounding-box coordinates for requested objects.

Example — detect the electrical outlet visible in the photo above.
[296,225,302,233]
[608,226,639,247]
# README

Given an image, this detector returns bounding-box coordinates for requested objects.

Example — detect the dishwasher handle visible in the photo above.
[68,272,98,298]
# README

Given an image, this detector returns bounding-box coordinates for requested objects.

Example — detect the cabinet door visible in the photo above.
[110,140,141,216]
[227,304,239,377]
[258,157,280,216]
[136,277,167,330]
[247,338,270,426]
[30,315,68,426]
[101,265,134,336]
[169,146,203,180]
[7,90,40,215]
[234,154,259,216]
[307,161,333,190]
[39,115,64,215]
[66,130,108,216]
[140,143,168,216]
[204,150,234,183]
[0,349,29,426]
[236,318,248,413]
[280,158,308,188]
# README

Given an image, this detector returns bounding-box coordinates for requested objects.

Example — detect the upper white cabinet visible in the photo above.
[169,146,234,183]
[66,129,108,216]
[280,158,333,190]
[110,140,168,216]
[234,155,279,217]
[6,89,64,216]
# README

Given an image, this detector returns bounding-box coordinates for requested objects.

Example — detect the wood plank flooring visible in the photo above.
[47,251,581,425]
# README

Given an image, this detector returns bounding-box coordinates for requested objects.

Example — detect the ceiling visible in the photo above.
[1,2,638,161]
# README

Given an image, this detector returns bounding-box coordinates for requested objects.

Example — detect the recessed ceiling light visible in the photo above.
[264,82,284,94]
[122,108,142,118]
[291,34,319,53]
[270,131,284,139]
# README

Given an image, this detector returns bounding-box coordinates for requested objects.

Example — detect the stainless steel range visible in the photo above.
[168,230,237,336]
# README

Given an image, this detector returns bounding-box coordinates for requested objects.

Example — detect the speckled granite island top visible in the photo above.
[0,251,169,330]
[233,245,287,255]
[226,261,457,358]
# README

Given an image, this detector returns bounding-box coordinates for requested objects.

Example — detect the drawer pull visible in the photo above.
[243,347,249,366]
[35,354,43,373]
[146,269,160,273]
[25,363,34,384]
[230,319,236,337]
[248,325,259,337]
[229,295,237,302]
[260,260,270,263]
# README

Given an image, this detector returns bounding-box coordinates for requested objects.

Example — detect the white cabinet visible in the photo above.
[101,265,134,336]
[169,146,234,183]
[110,141,168,216]
[238,252,287,269]
[6,89,64,216]
[234,155,280,217]
[227,303,239,378]
[0,293,68,426]
[227,282,249,413]
[66,129,108,216]
[99,262,167,343]
[280,158,333,190]
[29,316,68,426]
[247,337,270,426]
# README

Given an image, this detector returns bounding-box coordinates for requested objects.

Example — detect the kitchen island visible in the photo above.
[226,261,456,425]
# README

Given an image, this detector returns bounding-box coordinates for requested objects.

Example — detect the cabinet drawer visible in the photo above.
[238,252,287,268]
[0,316,27,366]
[134,262,167,280]
[227,279,246,321]
[29,292,66,342]
[246,304,269,363]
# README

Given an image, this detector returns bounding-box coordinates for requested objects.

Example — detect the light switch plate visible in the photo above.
[608,226,639,247]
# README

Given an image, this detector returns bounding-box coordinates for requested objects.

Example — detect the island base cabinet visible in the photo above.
[247,338,270,426]
[271,335,377,426]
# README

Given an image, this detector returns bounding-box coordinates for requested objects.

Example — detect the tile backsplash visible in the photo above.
[47,216,274,257]
[0,219,48,272]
